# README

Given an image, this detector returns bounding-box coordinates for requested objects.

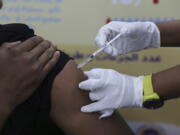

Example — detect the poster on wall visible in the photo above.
[0,0,180,134]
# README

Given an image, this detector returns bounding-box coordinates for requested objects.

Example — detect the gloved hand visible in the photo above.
[95,21,161,56]
[79,68,143,118]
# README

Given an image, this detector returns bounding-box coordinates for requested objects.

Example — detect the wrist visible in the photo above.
[134,21,161,48]
[133,76,144,107]
[142,74,164,109]
[148,22,161,48]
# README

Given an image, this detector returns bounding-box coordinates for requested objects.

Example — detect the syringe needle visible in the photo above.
[77,34,121,68]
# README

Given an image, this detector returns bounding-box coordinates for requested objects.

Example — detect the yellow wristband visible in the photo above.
[143,74,160,102]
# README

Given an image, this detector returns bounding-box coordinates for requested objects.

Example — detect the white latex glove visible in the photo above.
[95,21,161,56]
[79,68,143,118]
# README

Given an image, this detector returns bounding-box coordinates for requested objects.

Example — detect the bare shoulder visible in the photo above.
[50,60,90,120]
[50,60,134,135]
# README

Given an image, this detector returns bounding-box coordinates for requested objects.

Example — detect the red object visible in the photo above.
[105,17,112,24]
[153,0,159,4]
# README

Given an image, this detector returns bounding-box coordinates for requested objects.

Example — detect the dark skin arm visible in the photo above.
[0,36,59,130]
[50,60,134,135]
[153,64,180,100]
[156,20,180,47]
[153,21,180,100]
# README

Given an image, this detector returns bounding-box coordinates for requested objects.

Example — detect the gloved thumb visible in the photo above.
[99,110,114,119]
[104,45,120,56]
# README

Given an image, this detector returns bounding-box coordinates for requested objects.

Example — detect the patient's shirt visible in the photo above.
[0,23,70,135]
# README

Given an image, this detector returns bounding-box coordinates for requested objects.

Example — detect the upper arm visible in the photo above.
[50,60,133,135]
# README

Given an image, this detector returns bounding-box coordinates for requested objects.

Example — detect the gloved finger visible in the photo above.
[95,28,111,47]
[81,101,106,113]
[104,45,122,56]
[99,110,114,119]
[84,70,101,79]
[105,22,121,32]
[103,46,114,56]
[79,79,103,91]
[89,87,107,100]
[111,46,120,56]
[89,92,102,101]
[84,68,107,78]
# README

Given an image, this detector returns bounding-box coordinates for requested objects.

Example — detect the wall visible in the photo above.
[0,0,180,134]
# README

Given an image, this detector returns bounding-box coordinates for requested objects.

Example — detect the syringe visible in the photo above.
[77,34,121,69]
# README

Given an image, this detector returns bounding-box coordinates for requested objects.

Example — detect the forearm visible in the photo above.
[152,64,180,100]
[156,20,180,47]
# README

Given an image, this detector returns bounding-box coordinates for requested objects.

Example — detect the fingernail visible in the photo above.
[55,51,60,56]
